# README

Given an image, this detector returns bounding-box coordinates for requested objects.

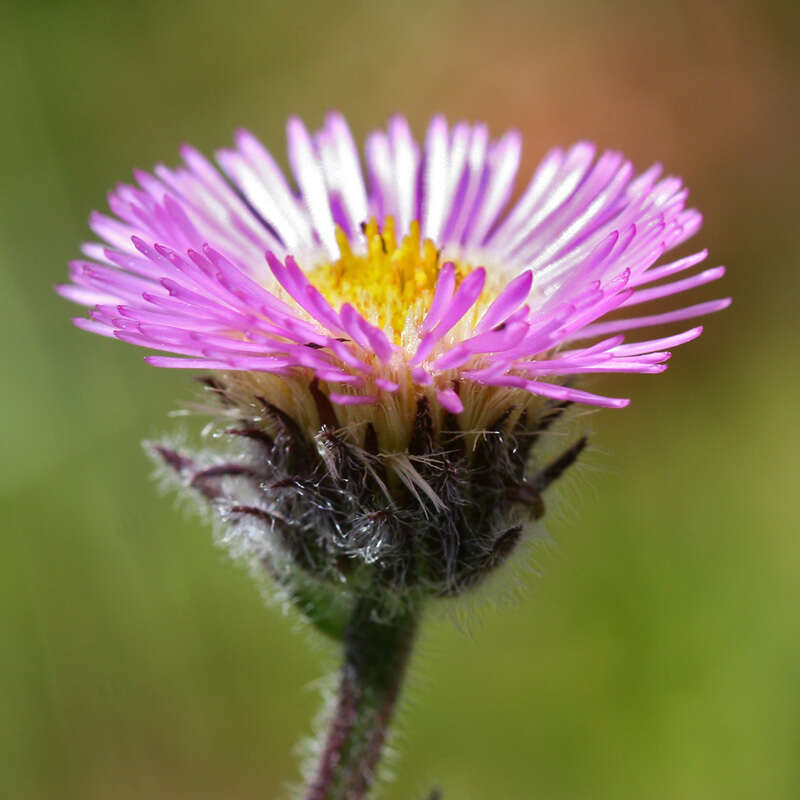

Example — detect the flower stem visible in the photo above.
[304,594,420,800]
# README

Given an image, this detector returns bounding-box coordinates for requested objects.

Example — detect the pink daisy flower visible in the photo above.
[59,112,729,428]
[58,113,732,797]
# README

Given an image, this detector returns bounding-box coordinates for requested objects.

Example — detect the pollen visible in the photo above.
[307,217,470,343]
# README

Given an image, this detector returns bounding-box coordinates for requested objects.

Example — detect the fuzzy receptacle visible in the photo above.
[151,383,582,615]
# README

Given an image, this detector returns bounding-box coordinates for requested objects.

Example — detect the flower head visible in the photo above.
[59,113,729,602]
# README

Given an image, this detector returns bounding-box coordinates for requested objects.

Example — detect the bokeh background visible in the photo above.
[2,0,798,797]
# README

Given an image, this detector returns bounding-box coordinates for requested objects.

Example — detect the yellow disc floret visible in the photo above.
[307,217,470,344]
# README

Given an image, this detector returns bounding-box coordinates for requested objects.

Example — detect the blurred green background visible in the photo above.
[2,0,798,797]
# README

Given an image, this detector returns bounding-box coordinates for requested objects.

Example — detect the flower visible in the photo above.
[58,112,729,602]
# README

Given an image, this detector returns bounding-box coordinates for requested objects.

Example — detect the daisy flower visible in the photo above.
[58,112,729,799]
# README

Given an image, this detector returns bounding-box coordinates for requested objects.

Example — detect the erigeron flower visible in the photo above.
[58,112,729,603]
[59,111,730,799]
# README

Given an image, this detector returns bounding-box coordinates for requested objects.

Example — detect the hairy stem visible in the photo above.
[304,594,420,800]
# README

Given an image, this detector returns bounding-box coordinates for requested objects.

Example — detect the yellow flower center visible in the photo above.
[307,217,471,344]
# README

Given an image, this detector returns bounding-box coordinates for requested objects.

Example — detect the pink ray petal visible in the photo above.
[573,298,731,340]
[437,387,464,414]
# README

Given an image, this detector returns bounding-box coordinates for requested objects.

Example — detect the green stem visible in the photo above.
[304,594,420,800]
